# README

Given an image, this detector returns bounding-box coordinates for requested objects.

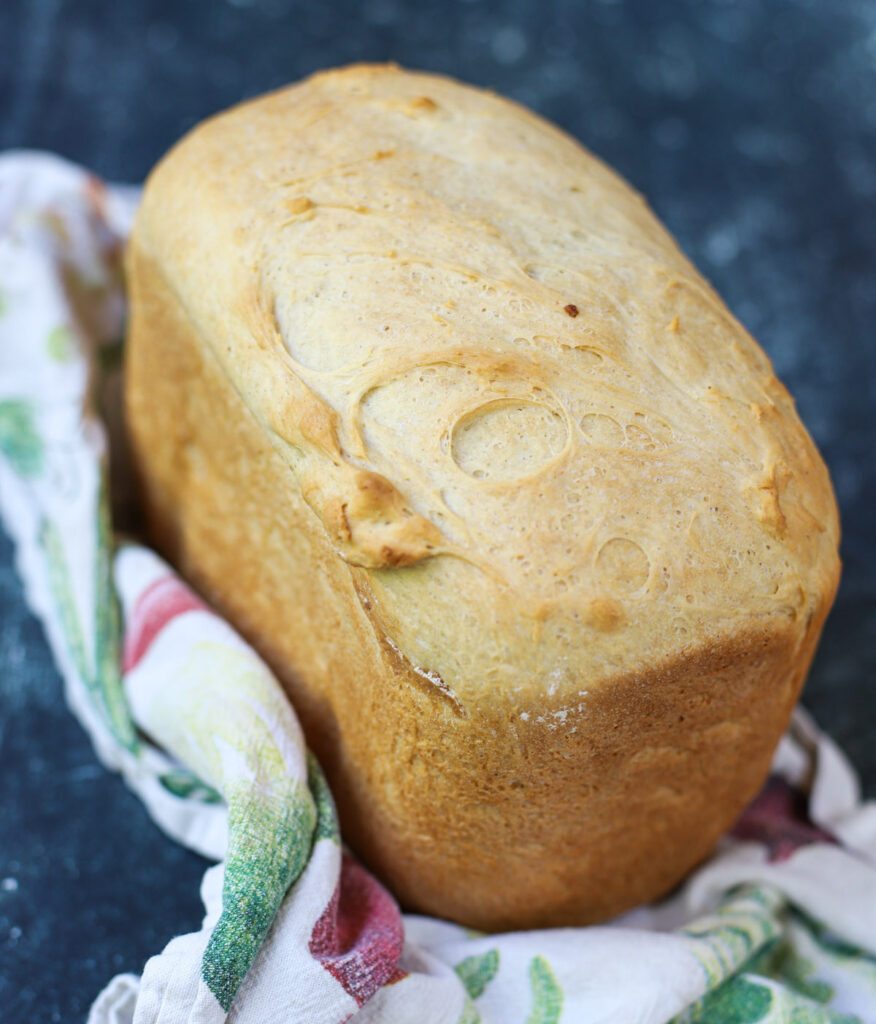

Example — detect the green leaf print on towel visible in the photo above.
[309,752,340,846]
[686,976,773,1023]
[46,324,75,362]
[455,949,500,1001]
[39,476,138,752]
[0,399,44,477]
[525,955,563,1024]
[158,769,222,804]
[804,913,876,965]
[41,517,91,681]
[201,783,317,1011]
[93,481,139,751]
[687,975,861,1024]
[682,885,784,990]
[453,949,500,1024]
[747,935,834,1006]
[457,998,482,1024]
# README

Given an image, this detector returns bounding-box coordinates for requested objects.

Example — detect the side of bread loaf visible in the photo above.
[125,65,840,929]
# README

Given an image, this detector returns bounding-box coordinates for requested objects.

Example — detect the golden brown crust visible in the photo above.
[125,64,840,928]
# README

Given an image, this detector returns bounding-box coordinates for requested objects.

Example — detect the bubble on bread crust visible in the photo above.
[659,277,770,402]
[559,343,605,368]
[451,399,568,481]
[688,506,731,556]
[274,266,374,372]
[523,264,551,282]
[507,295,537,316]
[624,424,657,450]
[553,566,584,594]
[633,411,674,445]
[595,537,650,593]
[579,412,624,446]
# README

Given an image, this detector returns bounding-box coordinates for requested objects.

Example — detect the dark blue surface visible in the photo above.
[1,0,875,1019]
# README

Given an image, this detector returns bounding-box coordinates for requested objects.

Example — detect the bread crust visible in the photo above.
[126,65,840,929]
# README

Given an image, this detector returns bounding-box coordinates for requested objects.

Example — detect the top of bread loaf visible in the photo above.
[134,64,840,711]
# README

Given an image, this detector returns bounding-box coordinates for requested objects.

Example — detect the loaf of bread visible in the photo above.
[125,64,840,930]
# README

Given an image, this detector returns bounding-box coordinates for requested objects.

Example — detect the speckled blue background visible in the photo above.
[1,0,875,1019]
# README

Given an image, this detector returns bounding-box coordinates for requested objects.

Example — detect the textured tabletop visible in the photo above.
[1,0,874,1019]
